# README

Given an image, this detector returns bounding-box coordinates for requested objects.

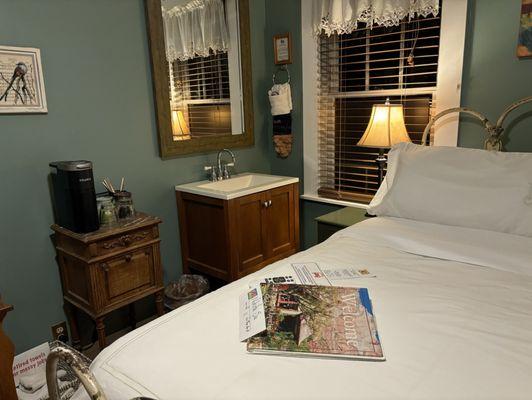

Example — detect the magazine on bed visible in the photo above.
[247,284,385,361]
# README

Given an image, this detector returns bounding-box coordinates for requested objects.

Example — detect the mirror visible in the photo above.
[145,0,254,158]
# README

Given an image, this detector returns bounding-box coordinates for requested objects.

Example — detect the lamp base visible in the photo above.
[376,149,387,185]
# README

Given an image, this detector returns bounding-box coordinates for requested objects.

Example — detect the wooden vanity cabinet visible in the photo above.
[176,183,299,282]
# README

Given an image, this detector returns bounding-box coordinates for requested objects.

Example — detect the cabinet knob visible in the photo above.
[263,201,269,208]
[268,200,272,207]
[101,263,109,272]
[125,254,132,262]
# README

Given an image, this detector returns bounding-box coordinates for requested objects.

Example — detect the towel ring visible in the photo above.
[272,65,290,84]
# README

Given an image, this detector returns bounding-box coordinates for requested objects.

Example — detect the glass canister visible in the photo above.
[115,191,135,219]
[99,197,117,225]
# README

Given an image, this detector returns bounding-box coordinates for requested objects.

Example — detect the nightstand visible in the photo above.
[52,212,164,349]
[315,207,368,243]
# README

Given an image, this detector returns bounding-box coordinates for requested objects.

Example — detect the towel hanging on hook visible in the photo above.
[269,65,292,116]
[269,65,293,158]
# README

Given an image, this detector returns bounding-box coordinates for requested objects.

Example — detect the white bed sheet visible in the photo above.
[79,217,532,400]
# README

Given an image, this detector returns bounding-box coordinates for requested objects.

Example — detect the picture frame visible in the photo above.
[0,45,47,114]
[517,0,532,58]
[273,33,292,65]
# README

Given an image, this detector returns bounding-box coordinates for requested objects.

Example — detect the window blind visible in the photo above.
[170,52,231,138]
[317,12,441,203]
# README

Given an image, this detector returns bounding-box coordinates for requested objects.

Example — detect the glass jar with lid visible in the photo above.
[99,197,117,225]
[115,191,135,219]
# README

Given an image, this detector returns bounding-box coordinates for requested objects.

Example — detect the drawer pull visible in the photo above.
[102,231,150,250]
[120,235,132,247]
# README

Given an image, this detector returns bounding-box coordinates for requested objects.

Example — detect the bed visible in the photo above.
[63,131,532,400]
[71,213,532,400]
[65,100,532,399]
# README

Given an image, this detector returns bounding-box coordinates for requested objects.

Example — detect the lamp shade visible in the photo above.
[171,110,190,138]
[357,103,411,148]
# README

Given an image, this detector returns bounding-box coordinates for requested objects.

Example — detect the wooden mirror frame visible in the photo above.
[145,0,254,159]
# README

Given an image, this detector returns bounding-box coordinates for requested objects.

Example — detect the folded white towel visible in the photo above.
[18,373,46,393]
[268,83,292,116]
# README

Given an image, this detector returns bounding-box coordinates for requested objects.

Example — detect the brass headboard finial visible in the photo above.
[421,96,532,151]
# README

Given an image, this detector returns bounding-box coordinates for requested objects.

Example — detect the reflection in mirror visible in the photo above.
[161,0,243,142]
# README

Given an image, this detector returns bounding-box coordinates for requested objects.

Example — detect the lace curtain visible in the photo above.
[312,0,439,35]
[162,0,229,62]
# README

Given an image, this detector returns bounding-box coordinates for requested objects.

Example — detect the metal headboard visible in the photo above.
[421,96,532,151]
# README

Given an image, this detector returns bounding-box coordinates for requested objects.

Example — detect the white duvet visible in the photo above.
[79,217,532,400]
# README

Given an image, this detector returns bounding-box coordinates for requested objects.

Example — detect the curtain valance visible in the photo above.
[162,0,229,62]
[312,0,439,35]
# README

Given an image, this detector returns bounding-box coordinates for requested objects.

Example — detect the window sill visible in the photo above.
[300,193,369,210]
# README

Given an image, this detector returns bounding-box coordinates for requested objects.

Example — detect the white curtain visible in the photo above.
[162,0,229,62]
[312,0,439,35]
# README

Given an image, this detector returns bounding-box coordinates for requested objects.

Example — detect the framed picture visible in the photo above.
[517,0,532,58]
[0,45,47,113]
[273,33,292,65]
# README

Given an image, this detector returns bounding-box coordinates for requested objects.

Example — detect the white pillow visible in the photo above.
[367,142,532,237]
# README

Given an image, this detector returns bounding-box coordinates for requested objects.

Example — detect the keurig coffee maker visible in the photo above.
[49,160,100,233]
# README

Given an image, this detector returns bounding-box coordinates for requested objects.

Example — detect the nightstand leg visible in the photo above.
[128,304,137,330]
[63,302,81,350]
[95,317,106,349]
[155,290,165,316]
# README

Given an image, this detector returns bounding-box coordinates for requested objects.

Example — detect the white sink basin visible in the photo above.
[175,173,299,200]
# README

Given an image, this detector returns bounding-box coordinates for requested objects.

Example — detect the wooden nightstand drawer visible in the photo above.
[97,226,157,256]
[100,246,156,303]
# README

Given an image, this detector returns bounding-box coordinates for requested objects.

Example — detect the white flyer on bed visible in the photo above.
[78,217,532,400]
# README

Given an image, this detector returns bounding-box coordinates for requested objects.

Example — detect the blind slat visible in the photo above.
[317,10,441,202]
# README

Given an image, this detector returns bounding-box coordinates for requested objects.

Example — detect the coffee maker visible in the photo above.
[49,160,100,233]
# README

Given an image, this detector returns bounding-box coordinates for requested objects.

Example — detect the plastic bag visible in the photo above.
[164,274,209,310]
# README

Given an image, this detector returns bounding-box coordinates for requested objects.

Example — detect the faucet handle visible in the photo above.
[204,165,218,181]
[221,164,230,179]
[226,162,235,167]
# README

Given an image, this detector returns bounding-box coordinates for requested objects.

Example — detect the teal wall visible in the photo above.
[264,0,326,248]
[0,0,271,352]
[459,0,532,151]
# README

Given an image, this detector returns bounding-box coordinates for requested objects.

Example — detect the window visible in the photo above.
[170,52,231,139]
[316,14,441,203]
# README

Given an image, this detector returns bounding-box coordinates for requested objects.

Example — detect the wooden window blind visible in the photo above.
[170,52,231,138]
[317,12,441,203]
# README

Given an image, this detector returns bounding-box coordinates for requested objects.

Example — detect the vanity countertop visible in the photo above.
[175,173,299,200]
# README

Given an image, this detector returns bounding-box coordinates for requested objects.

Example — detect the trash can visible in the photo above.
[164,274,209,310]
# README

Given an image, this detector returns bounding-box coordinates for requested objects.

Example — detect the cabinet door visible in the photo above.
[99,246,156,305]
[265,185,297,258]
[234,191,269,276]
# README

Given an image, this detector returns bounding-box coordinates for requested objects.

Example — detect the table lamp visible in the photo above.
[357,99,411,184]
[171,110,191,140]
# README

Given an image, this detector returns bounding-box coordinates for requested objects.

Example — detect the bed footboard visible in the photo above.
[0,298,17,400]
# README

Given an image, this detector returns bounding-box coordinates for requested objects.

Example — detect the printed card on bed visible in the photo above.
[247,284,385,361]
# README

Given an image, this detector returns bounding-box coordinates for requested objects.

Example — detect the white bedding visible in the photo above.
[79,217,532,400]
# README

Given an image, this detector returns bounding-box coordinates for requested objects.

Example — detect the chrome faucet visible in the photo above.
[217,148,236,180]
[204,149,236,181]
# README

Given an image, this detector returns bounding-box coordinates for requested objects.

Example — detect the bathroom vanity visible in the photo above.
[175,174,300,282]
